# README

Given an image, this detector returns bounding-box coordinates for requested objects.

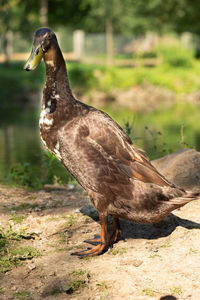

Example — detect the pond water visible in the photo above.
[0,107,43,183]
[0,102,75,187]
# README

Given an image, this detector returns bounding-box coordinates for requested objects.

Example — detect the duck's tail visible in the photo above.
[161,192,200,206]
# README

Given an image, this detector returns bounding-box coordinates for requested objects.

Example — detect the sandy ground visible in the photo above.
[0,184,200,300]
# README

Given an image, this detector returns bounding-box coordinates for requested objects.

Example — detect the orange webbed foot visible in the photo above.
[71,243,108,258]
[84,236,101,246]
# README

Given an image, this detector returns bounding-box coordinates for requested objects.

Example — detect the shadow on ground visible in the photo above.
[81,204,200,241]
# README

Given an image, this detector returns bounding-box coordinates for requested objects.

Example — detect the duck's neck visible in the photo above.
[42,44,74,111]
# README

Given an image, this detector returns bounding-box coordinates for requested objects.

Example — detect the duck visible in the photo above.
[24,28,199,257]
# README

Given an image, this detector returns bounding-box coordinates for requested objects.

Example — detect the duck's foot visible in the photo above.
[84,217,122,246]
[84,236,101,246]
[71,215,122,258]
[71,243,108,258]
[71,213,109,258]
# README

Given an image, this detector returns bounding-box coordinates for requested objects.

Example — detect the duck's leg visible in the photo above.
[71,214,109,257]
[110,216,122,244]
[84,216,122,246]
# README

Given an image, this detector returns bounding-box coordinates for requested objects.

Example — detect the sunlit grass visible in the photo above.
[68,60,200,94]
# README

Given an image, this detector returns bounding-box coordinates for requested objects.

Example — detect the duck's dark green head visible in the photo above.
[24,27,58,71]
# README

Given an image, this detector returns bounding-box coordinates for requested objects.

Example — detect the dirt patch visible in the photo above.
[0,184,200,300]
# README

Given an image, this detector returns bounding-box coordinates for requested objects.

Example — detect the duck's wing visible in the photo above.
[58,112,172,194]
[87,114,172,188]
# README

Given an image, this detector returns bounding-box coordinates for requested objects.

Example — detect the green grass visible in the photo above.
[68,59,200,94]
[10,214,26,225]
[170,286,182,295]
[64,280,87,293]
[62,213,78,228]
[0,226,41,273]
[63,269,90,294]
[69,270,86,276]
[110,247,128,255]
[2,56,200,106]
[7,203,39,212]
[96,281,113,296]
[13,290,32,300]
[142,288,157,297]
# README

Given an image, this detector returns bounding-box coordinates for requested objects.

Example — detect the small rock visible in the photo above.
[49,271,56,276]
[68,184,75,190]
[120,259,143,267]
[28,263,36,271]
[34,207,42,211]
[132,259,143,267]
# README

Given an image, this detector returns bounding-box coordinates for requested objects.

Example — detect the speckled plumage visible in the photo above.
[26,28,199,257]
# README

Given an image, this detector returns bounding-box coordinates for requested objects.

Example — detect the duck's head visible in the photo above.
[24,27,58,71]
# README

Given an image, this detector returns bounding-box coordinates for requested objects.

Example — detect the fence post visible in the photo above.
[73,30,85,60]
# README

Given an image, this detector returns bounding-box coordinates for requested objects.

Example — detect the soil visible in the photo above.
[0,183,200,300]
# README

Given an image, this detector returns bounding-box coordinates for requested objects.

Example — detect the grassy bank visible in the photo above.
[1,47,200,99]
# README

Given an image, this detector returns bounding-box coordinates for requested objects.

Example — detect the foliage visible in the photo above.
[2,0,200,43]
[158,45,194,68]
[48,0,90,29]
[8,162,41,188]
[41,150,75,185]
[104,101,200,160]
[0,62,44,110]
[68,56,200,94]
[6,148,76,189]
[80,0,135,34]
[68,62,100,91]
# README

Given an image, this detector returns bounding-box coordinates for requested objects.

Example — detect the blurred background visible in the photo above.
[1,0,200,188]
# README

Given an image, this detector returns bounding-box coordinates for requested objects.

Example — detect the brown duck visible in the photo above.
[24,28,199,257]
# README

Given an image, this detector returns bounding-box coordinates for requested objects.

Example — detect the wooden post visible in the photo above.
[73,30,85,60]
[3,30,13,63]
[40,0,48,26]
[106,17,114,65]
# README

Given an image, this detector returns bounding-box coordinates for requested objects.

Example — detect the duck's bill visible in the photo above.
[24,45,43,71]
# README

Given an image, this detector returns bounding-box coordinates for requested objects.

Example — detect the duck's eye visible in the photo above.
[36,48,39,55]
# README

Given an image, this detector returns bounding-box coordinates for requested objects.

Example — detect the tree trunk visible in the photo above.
[3,30,13,64]
[106,17,114,65]
[40,0,48,27]
[195,34,200,59]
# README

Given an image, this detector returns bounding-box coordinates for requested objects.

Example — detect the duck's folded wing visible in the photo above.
[58,120,172,193]
[88,122,172,187]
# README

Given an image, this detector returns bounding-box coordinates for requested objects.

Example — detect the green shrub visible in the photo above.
[8,162,41,188]
[68,63,99,91]
[159,45,194,68]
[133,51,158,59]
[41,150,75,185]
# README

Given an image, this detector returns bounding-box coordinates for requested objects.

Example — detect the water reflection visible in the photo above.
[0,108,43,182]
